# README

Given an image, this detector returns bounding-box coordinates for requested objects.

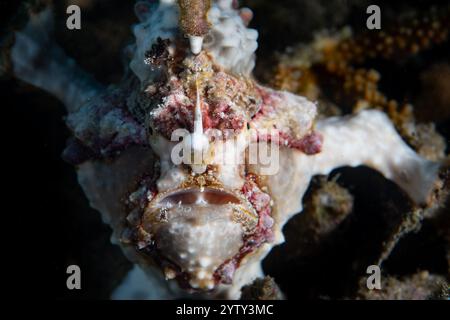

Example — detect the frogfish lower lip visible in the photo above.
[141,187,258,290]
[159,187,242,206]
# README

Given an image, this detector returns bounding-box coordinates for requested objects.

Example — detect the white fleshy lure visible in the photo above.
[185,79,209,174]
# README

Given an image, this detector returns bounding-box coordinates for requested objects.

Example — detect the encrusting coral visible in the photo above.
[274,6,450,161]
[356,271,447,300]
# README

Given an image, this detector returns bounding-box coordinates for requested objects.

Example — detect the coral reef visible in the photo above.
[357,271,447,300]
[240,276,284,300]
[263,3,450,300]
[415,63,450,122]
[273,6,450,158]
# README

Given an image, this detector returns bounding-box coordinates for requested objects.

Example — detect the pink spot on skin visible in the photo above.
[136,3,149,14]
[294,132,323,155]
[213,175,275,286]
[215,261,235,284]
[261,214,274,229]
[239,8,253,26]
[258,130,323,155]
[256,87,282,107]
